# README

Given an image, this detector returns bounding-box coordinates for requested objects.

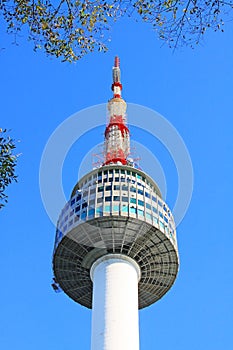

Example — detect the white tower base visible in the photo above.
[90,254,141,350]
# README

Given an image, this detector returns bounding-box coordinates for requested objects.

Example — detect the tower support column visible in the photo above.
[90,254,141,350]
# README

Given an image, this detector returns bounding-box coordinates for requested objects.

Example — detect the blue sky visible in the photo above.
[1,14,233,350]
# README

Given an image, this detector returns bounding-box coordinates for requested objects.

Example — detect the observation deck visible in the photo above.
[53,165,179,309]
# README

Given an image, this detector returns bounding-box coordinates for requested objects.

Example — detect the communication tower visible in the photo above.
[52,57,179,350]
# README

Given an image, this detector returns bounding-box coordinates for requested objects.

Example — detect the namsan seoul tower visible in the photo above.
[52,57,179,350]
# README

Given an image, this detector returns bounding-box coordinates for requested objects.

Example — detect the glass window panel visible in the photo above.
[146,203,151,210]
[81,212,87,219]
[122,196,128,202]
[138,209,144,216]
[114,185,120,191]
[105,196,111,202]
[98,186,104,192]
[76,194,81,201]
[130,207,137,214]
[130,187,136,193]
[113,205,120,211]
[114,196,120,201]
[130,198,136,204]
[104,205,111,212]
[121,205,128,212]
[88,208,95,217]
[138,199,144,206]
[96,207,103,214]
[159,221,164,229]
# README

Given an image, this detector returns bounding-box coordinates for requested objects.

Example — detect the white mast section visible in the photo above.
[90,254,141,350]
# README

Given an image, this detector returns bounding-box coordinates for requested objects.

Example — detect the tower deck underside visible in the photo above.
[53,166,179,309]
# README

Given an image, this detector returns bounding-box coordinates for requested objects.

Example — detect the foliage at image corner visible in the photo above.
[0,0,233,63]
[0,129,18,209]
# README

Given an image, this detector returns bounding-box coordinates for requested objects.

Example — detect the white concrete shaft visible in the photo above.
[90,254,141,350]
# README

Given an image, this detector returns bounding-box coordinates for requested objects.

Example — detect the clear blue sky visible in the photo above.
[1,15,233,350]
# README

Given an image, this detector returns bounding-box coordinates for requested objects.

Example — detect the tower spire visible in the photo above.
[104,56,130,166]
[112,56,122,98]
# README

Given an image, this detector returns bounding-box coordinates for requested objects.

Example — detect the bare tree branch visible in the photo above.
[1,0,233,61]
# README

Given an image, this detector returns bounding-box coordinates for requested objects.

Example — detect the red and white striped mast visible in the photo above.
[104,57,130,166]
